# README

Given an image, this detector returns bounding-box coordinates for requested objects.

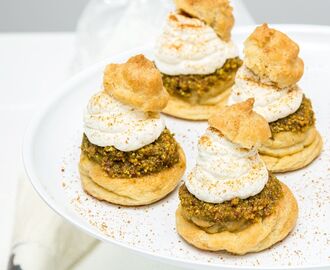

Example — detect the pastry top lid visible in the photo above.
[103,54,169,112]
[244,23,304,88]
[173,0,234,41]
[208,98,271,149]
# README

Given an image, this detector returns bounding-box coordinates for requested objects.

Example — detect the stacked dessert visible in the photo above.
[80,55,186,206]
[155,0,242,120]
[229,24,322,172]
[176,99,298,254]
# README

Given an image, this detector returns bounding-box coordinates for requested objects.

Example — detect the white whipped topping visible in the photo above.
[228,65,303,122]
[185,128,268,204]
[154,12,238,75]
[83,91,165,151]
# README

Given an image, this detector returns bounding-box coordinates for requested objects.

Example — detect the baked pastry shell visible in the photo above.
[163,87,231,121]
[176,182,298,255]
[260,127,323,173]
[79,145,186,206]
[244,24,304,88]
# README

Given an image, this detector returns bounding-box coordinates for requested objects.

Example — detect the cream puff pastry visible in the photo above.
[79,55,186,206]
[154,0,242,120]
[176,99,298,254]
[228,24,322,172]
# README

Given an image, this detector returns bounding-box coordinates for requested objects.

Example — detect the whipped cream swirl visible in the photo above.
[154,12,238,76]
[84,91,165,151]
[185,128,268,204]
[228,65,303,122]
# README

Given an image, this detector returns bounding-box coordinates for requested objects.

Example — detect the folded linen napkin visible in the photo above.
[7,177,98,270]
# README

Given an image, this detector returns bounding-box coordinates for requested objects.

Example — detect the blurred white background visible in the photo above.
[0,0,330,31]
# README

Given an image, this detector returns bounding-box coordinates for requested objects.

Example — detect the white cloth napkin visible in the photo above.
[8,177,98,270]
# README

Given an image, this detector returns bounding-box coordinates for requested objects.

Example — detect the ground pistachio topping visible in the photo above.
[81,128,179,178]
[161,57,242,102]
[270,96,315,134]
[179,174,283,232]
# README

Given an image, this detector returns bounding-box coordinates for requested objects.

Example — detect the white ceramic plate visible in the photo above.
[23,25,330,270]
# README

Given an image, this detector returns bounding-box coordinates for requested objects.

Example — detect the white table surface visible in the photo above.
[0,33,186,270]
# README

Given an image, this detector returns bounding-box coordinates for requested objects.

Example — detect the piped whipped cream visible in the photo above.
[185,128,268,204]
[83,91,165,152]
[228,65,303,122]
[154,12,238,76]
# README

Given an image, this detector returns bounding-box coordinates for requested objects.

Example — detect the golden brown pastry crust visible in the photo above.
[244,24,304,88]
[79,146,186,206]
[103,54,169,112]
[176,182,298,255]
[260,127,323,173]
[174,0,234,41]
[208,99,271,149]
[163,87,230,120]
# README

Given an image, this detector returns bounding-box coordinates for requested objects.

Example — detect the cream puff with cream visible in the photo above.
[228,24,322,172]
[176,99,298,254]
[79,55,186,206]
[154,0,242,120]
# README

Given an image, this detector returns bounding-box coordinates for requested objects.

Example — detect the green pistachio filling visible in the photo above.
[270,96,315,134]
[161,57,242,102]
[179,174,283,232]
[81,128,179,178]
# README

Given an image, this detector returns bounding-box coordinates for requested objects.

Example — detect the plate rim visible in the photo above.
[23,24,330,270]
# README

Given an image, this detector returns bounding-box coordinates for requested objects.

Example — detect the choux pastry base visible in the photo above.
[163,88,231,121]
[260,127,322,173]
[176,182,298,255]
[79,146,186,206]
